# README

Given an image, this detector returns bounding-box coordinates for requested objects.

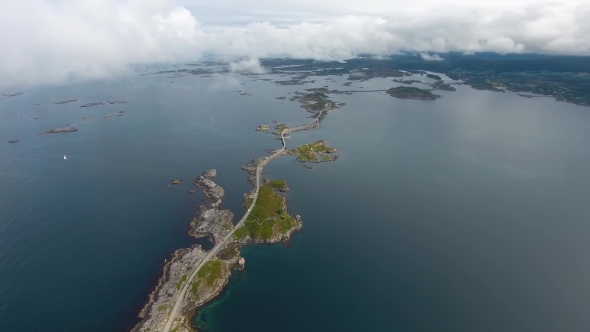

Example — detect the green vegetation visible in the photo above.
[427,74,442,80]
[243,184,297,240]
[233,227,249,240]
[289,140,338,163]
[386,86,441,100]
[268,179,289,191]
[190,280,201,299]
[296,154,317,162]
[159,304,169,311]
[175,275,188,290]
[197,260,223,286]
[244,196,254,209]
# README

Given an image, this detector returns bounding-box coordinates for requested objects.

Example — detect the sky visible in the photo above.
[1,0,589,88]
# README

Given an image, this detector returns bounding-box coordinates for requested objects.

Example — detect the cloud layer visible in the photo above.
[1,0,589,87]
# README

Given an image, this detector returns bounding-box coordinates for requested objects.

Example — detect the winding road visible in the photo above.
[162,105,326,332]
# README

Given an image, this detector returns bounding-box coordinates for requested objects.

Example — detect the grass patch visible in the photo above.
[244,184,297,240]
[233,227,249,240]
[268,179,288,191]
[296,154,317,162]
[245,197,254,208]
[197,260,223,286]
[190,280,201,299]
[175,275,187,290]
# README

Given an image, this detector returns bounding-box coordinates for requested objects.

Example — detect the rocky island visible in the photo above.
[386,86,441,100]
[39,127,78,135]
[255,124,270,131]
[55,99,77,104]
[80,102,106,108]
[103,111,125,120]
[8,140,19,144]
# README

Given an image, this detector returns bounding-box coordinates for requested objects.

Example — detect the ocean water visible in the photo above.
[1,69,590,332]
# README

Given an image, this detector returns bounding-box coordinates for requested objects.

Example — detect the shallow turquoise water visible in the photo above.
[1,69,590,332]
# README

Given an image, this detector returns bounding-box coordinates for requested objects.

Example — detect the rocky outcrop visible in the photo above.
[241,158,265,185]
[202,169,217,178]
[188,208,233,244]
[133,170,237,332]
[189,169,232,241]
[132,245,207,332]
[193,169,223,207]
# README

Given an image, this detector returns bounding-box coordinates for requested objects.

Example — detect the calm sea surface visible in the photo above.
[1,68,590,332]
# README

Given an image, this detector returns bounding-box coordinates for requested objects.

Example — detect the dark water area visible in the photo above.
[1,68,590,332]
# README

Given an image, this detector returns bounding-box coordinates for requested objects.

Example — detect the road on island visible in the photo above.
[162,104,326,332]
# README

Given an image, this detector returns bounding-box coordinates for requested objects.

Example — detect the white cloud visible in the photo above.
[420,53,444,61]
[1,0,589,88]
[228,58,266,74]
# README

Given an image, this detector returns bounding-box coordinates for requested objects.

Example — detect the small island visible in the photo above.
[80,102,106,108]
[103,111,125,120]
[55,99,78,104]
[39,127,78,135]
[288,140,339,163]
[255,125,270,131]
[8,140,19,144]
[430,81,457,91]
[427,74,442,80]
[386,86,441,100]
[273,123,289,135]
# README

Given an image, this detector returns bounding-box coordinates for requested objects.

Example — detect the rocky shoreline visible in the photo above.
[133,167,302,332]
[133,170,240,332]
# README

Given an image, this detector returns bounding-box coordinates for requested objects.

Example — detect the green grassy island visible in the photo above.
[288,140,339,163]
[234,182,301,242]
[386,86,441,100]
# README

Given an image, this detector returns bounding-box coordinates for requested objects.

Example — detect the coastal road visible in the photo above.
[162,105,325,332]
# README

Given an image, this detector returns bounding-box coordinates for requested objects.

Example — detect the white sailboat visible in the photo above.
[63,155,67,160]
